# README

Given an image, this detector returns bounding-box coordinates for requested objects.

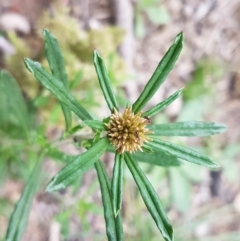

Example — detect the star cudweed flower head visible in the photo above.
[106,107,152,153]
[24,30,227,241]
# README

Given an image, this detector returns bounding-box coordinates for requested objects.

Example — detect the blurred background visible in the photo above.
[0,0,240,240]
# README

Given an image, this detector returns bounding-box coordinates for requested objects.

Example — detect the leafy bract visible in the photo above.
[133,149,181,166]
[43,29,72,130]
[47,148,76,163]
[93,50,118,112]
[95,160,123,241]
[147,137,219,168]
[143,88,184,117]
[24,59,91,121]
[149,121,227,136]
[111,153,124,217]
[125,153,174,241]
[132,33,183,113]
[83,120,106,131]
[46,138,109,192]
[107,145,181,167]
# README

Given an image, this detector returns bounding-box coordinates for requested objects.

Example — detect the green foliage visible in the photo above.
[143,88,184,117]
[125,153,173,241]
[133,149,181,166]
[0,70,34,185]
[95,160,124,241]
[46,138,109,192]
[135,0,171,38]
[0,71,30,136]
[169,167,191,213]
[24,58,92,121]
[147,137,219,168]
[3,30,227,241]
[93,50,119,112]
[111,153,124,217]
[183,59,223,101]
[132,33,183,113]
[5,6,126,127]
[43,29,72,130]
[5,154,43,241]
[149,121,227,136]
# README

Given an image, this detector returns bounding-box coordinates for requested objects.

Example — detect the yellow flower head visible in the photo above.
[105,107,152,154]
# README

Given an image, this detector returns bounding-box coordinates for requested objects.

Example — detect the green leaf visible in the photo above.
[147,137,220,168]
[111,153,124,217]
[169,167,191,213]
[149,121,227,136]
[125,153,173,241]
[139,0,157,8]
[132,33,183,113]
[133,149,181,166]
[83,120,106,131]
[145,6,170,25]
[95,161,123,238]
[24,59,92,121]
[143,88,184,117]
[0,71,30,135]
[95,160,123,241]
[43,29,72,130]
[93,50,118,112]
[46,138,109,192]
[135,13,146,38]
[47,148,76,163]
[6,154,43,241]
[62,124,85,138]
[106,145,181,166]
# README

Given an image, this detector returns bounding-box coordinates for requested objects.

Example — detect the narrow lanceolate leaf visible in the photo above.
[106,145,180,166]
[0,71,30,135]
[133,149,181,166]
[143,88,184,117]
[24,59,92,121]
[6,154,43,241]
[147,137,220,168]
[46,138,109,192]
[95,160,123,241]
[149,121,227,137]
[47,148,76,163]
[98,161,124,241]
[93,50,118,112]
[111,153,124,217]
[43,29,72,130]
[83,120,106,131]
[125,153,173,241]
[132,33,183,113]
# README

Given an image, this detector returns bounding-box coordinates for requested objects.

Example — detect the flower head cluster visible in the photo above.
[105,107,152,153]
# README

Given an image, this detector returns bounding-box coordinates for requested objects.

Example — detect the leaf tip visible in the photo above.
[45,185,53,193]
[179,86,186,92]
[174,32,184,49]
[219,124,228,132]
[24,58,33,73]
[93,49,100,59]
[45,181,65,193]
[176,32,184,41]
[210,162,221,169]
[42,28,49,36]
[176,87,185,97]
